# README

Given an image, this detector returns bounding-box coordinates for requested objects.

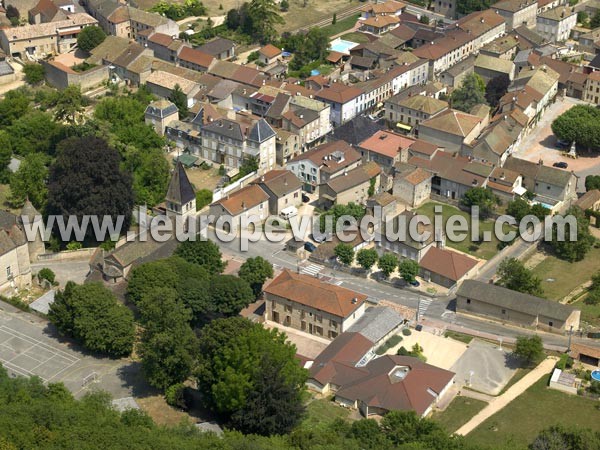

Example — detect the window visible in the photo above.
[6,267,10,277]
[549,321,554,327]
[501,309,506,314]
[330,320,337,328]
[466,298,471,304]
[284,304,293,313]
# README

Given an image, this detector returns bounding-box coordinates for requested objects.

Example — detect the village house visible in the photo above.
[357,130,415,169]
[145,71,200,108]
[264,269,367,339]
[209,184,270,229]
[145,32,187,63]
[480,35,520,60]
[485,167,525,201]
[419,245,478,288]
[392,165,432,207]
[0,13,97,57]
[251,169,303,215]
[584,71,600,105]
[491,0,538,31]
[29,0,68,24]
[536,6,577,43]
[257,44,282,66]
[318,161,382,208]
[474,54,516,83]
[144,99,179,136]
[439,55,475,89]
[456,280,581,333]
[418,109,487,153]
[463,117,523,166]
[385,94,449,137]
[274,129,301,165]
[197,37,236,60]
[178,46,216,72]
[286,140,363,193]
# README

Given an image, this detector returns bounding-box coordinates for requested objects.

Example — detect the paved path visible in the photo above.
[455,357,557,436]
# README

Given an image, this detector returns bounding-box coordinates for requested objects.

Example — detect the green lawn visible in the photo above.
[467,375,600,449]
[415,202,515,260]
[322,14,360,38]
[573,293,600,328]
[339,32,371,43]
[444,330,473,345]
[530,247,600,301]
[432,397,487,433]
[302,398,350,426]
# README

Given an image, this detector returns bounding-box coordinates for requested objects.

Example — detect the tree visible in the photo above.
[398,259,419,284]
[585,175,600,191]
[485,74,510,107]
[209,275,255,316]
[578,11,589,23]
[195,189,212,210]
[23,64,45,86]
[37,268,56,285]
[506,197,531,222]
[53,85,85,125]
[456,0,492,15]
[332,13,337,24]
[5,5,19,23]
[549,206,594,262]
[497,257,544,296]
[0,89,31,128]
[551,104,600,150]
[319,202,366,232]
[419,15,430,24]
[174,239,225,274]
[461,187,499,219]
[334,243,355,265]
[378,253,398,278]
[280,0,289,10]
[247,0,284,42]
[513,335,545,364]
[46,137,134,245]
[0,131,13,184]
[168,84,189,117]
[450,73,487,113]
[238,257,274,297]
[7,110,65,156]
[9,153,48,209]
[77,26,106,52]
[592,11,600,28]
[530,203,550,221]
[356,248,378,271]
[531,425,600,450]
[48,282,135,357]
[196,318,307,434]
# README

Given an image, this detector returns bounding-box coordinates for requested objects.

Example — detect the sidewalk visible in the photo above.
[455,357,556,435]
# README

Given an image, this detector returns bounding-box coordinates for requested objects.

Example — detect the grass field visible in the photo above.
[280,0,360,32]
[321,13,360,37]
[432,397,487,433]
[415,202,515,260]
[529,247,600,301]
[339,31,371,43]
[467,375,600,449]
[303,398,351,426]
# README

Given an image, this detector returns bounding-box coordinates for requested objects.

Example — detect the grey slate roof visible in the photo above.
[457,280,576,321]
[197,38,235,57]
[348,306,404,343]
[145,100,178,119]
[332,116,385,146]
[203,119,244,141]
[166,162,195,205]
[0,61,14,76]
[248,119,276,143]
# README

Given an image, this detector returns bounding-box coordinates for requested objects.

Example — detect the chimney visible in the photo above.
[538,159,543,166]
[241,201,246,209]
[351,297,358,304]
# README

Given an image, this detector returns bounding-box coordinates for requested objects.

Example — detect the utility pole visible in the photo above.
[567,325,574,353]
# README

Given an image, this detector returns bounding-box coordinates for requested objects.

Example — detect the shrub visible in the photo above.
[1,296,30,312]
[37,268,56,285]
[165,383,187,409]
[397,346,409,356]
[402,328,411,336]
[66,242,83,251]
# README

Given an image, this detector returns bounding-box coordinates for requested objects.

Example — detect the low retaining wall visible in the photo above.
[37,248,97,262]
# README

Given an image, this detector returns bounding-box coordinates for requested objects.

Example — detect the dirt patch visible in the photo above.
[523,251,547,270]
[137,395,193,426]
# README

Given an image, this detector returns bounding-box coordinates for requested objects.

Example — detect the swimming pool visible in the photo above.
[592,370,600,382]
[329,38,359,55]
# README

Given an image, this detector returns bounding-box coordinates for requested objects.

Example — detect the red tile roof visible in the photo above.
[419,247,478,282]
[178,46,214,69]
[316,82,363,104]
[358,130,415,158]
[259,44,282,59]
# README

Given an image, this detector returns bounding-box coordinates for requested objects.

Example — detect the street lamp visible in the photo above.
[468,370,474,387]
[567,325,574,353]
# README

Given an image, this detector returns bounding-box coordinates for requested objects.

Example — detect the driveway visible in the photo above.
[514,96,599,192]
[451,339,520,395]
[31,259,90,287]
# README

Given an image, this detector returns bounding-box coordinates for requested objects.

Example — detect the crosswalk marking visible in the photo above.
[417,297,432,319]
[300,263,323,276]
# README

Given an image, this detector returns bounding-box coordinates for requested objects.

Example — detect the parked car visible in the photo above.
[556,139,571,148]
[553,161,568,169]
[304,242,317,252]
[302,193,310,203]
[409,280,420,287]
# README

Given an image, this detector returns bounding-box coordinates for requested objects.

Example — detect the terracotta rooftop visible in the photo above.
[212,184,269,216]
[420,247,478,282]
[265,269,367,318]
[358,130,415,159]
[178,46,215,68]
[420,109,482,137]
[315,82,363,104]
[259,44,282,59]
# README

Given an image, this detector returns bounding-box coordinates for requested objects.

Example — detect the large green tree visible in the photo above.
[549,206,594,262]
[0,89,31,127]
[497,257,544,297]
[196,318,307,434]
[247,0,284,42]
[398,259,419,284]
[450,73,487,113]
[485,74,510,107]
[585,175,600,192]
[53,85,85,125]
[551,104,600,150]
[0,131,13,184]
[168,84,189,117]
[513,335,545,365]
[378,253,398,278]
[461,187,499,219]
[209,274,255,316]
[46,136,134,244]
[48,282,135,357]
[356,248,378,271]
[174,239,226,274]
[238,256,274,297]
[23,64,45,85]
[334,243,355,265]
[7,110,65,156]
[9,153,48,209]
[77,26,106,52]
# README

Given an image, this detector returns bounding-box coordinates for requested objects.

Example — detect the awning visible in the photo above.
[396,123,412,131]
[513,185,527,196]
[174,154,198,168]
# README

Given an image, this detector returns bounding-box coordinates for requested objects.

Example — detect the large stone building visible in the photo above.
[264,269,367,340]
[536,6,577,42]
[491,0,538,31]
[456,280,580,333]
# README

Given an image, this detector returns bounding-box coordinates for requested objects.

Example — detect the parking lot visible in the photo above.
[514,97,600,192]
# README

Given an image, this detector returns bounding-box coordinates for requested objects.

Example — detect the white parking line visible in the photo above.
[0,326,78,363]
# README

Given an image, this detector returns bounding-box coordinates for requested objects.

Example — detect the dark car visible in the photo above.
[553,161,568,169]
[302,194,310,203]
[304,242,317,252]
[409,280,420,287]
[556,139,571,149]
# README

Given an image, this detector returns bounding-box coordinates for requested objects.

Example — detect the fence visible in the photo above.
[212,171,258,202]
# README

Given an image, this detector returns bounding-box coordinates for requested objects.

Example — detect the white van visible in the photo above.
[280,206,298,220]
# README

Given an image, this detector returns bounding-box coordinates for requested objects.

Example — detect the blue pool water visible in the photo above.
[592,370,600,382]
[329,39,359,54]
[310,69,320,76]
